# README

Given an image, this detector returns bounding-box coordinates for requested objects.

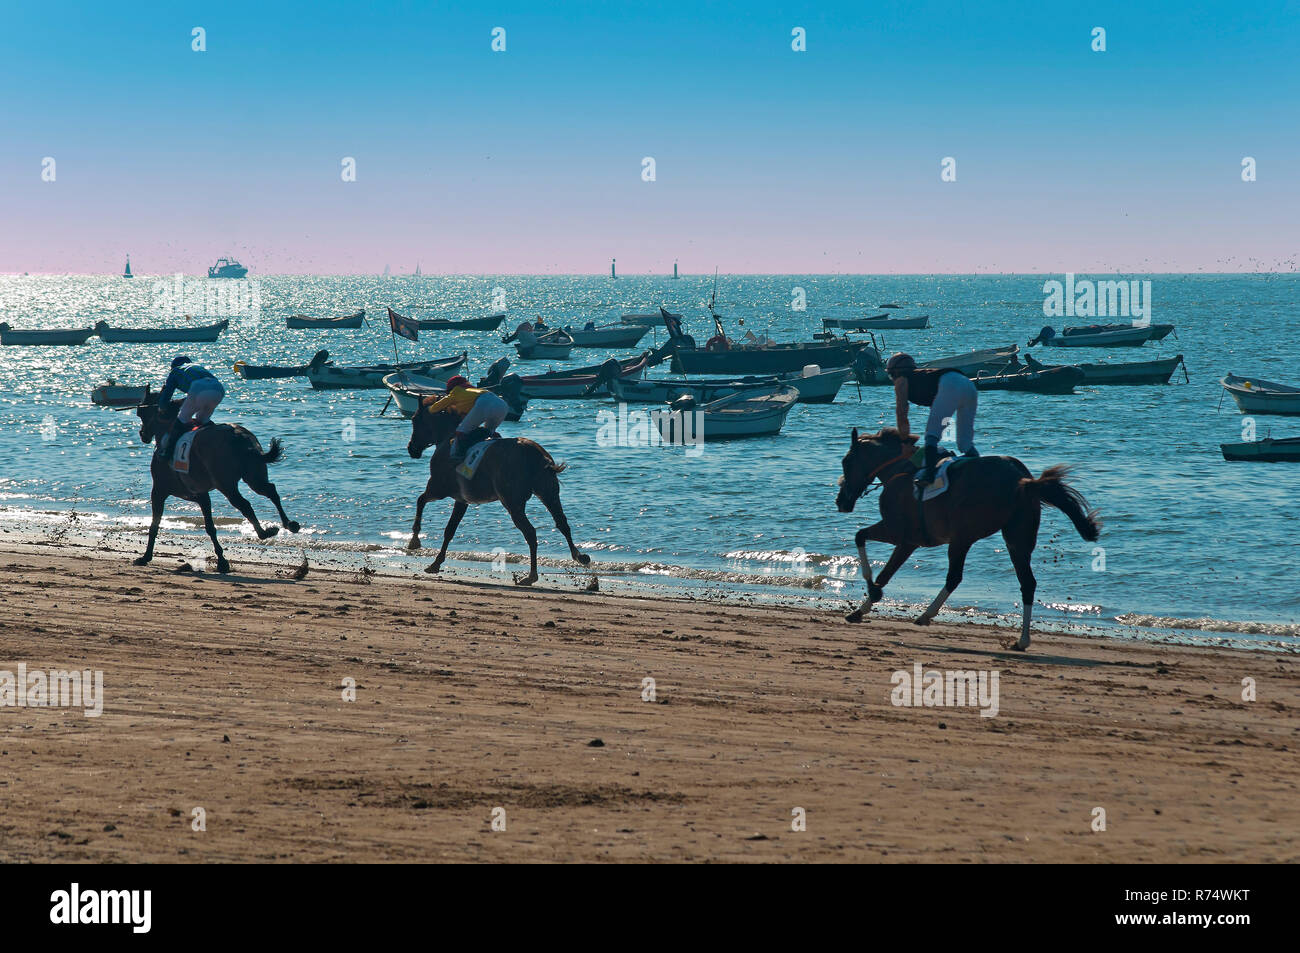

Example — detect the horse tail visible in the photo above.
[1022,465,1101,541]
[548,459,568,474]
[260,437,284,464]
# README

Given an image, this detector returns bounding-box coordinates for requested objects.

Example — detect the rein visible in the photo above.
[848,444,914,503]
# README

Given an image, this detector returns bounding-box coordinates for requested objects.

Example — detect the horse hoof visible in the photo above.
[913,615,932,627]
[424,563,441,574]
[1004,639,1027,652]
[845,610,863,624]
[132,556,151,567]
[285,521,300,534]
[576,554,591,566]
[259,526,280,540]
[514,573,537,587]
[216,559,232,574]
[406,538,421,551]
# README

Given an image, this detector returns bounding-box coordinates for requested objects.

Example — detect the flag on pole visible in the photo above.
[388,307,419,342]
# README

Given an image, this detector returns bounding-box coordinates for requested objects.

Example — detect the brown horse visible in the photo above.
[405,403,590,585]
[835,427,1101,651]
[135,398,300,573]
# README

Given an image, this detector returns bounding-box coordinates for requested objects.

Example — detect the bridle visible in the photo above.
[848,442,915,502]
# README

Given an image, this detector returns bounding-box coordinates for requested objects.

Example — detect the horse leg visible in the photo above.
[197,492,231,574]
[502,496,539,586]
[133,485,168,566]
[915,540,972,625]
[1002,512,1040,652]
[424,499,468,573]
[845,521,898,622]
[407,481,436,550]
[220,484,279,540]
[245,469,299,533]
[535,479,590,566]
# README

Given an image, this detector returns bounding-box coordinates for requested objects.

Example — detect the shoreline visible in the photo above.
[1,542,1297,862]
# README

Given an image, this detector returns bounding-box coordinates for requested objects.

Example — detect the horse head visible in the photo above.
[836,427,917,512]
[135,396,179,445]
[408,400,461,458]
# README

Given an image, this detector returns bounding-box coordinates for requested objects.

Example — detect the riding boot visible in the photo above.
[449,432,467,462]
[918,443,939,484]
[159,418,188,458]
[962,446,980,458]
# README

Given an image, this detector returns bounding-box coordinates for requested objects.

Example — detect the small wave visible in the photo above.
[1115,613,1300,638]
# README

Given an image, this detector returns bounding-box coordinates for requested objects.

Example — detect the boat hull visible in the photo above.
[1046,325,1162,347]
[91,384,151,407]
[415,313,506,331]
[95,319,229,343]
[661,387,798,440]
[307,353,468,389]
[822,315,929,330]
[0,326,96,346]
[973,365,1084,394]
[671,341,865,375]
[566,325,651,348]
[1221,438,1300,462]
[286,311,365,329]
[517,356,649,399]
[612,366,850,405]
[515,342,573,360]
[1221,375,1300,416]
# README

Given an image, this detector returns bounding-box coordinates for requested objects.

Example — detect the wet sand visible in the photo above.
[1,541,1296,863]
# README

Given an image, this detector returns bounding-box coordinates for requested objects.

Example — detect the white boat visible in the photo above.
[660,386,799,440]
[91,382,151,407]
[0,323,96,346]
[1220,374,1300,416]
[610,365,851,405]
[504,323,574,360]
[306,352,467,390]
[382,371,527,421]
[563,323,651,349]
[1031,324,1170,348]
[921,345,1020,376]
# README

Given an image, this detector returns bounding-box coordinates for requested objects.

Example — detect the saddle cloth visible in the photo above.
[172,429,199,474]
[912,456,958,502]
[455,437,499,479]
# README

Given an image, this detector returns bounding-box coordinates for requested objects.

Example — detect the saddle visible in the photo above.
[450,427,502,479]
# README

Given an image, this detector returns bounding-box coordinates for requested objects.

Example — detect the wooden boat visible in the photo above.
[233,350,330,380]
[1024,353,1186,385]
[0,322,96,345]
[921,345,1020,376]
[659,386,799,440]
[412,312,506,331]
[503,324,574,360]
[1220,374,1300,416]
[972,364,1084,394]
[1031,324,1171,348]
[504,353,653,399]
[1221,437,1300,462]
[382,372,527,421]
[286,310,365,329]
[822,314,930,330]
[658,306,870,375]
[563,323,651,349]
[608,365,852,405]
[91,383,151,407]
[306,351,468,390]
[94,318,229,343]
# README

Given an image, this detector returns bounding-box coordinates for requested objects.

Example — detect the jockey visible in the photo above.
[157,355,225,458]
[886,352,979,484]
[423,374,510,462]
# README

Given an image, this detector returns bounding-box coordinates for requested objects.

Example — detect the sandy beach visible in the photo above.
[0,540,1296,864]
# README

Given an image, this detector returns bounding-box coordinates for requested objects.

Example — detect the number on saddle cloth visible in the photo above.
[171,428,200,473]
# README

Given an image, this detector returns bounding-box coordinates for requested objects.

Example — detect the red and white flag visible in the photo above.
[388,307,419,342]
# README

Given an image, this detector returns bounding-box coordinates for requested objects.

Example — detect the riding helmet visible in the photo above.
[885,352,916,376]
[171,355,192,369]
[445,375,471,390]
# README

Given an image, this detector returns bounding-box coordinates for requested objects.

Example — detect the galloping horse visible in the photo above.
[405,403,590,585]
[836,427,1101,651]
[135,398,300,573]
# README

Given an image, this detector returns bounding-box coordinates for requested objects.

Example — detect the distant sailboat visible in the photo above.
[123,255,133,279]
[382,264,391,277]
[611,258,617,280]
[414,262,422,277]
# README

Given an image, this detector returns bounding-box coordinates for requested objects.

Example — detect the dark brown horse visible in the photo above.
[405,403,590,585]
[836,427,1100,651]
[135,398,300,573]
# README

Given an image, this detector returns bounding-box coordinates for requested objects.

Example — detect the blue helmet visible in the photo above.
[171,355,192,369]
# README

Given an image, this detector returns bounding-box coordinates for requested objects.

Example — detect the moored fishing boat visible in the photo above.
[1220,374,1300,416]
[0,323,96,346]
[1030,323,1172,348]
[920,344,1020,377]
[306,351,468,390]
[972,364,1084,394]
[93,318,229,343]
[233,350,330,380]
[286,310,365,329]
[1220,437,1300,462]
[662,309,872,375]
[91,382,151,407]
[563,322,651,349]
[382,371,528,421]
[605,364,852,405]
[503,322,574,360]
[411,312,506,331]
[822,314,930,330]
[1023,353,1186,385]
[493,352,654,399]
[659,386,799,440]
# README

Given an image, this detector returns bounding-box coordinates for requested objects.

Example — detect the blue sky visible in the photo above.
[2,0,1296,273]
